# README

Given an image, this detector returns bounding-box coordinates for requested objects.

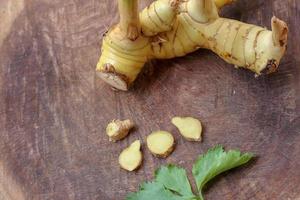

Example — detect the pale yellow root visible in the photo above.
[96,0,150,91]
[171,117,202,141]
[119,140,142,171]
[147,131,175,158]
[139,0,178,36]
[118,0,141,40]
[96,0,288,90]
[106,119,134,142]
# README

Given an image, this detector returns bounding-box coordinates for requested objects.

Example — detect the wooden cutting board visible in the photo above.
[0,0,299,199]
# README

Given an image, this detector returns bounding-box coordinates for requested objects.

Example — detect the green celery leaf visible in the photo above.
[192,145,254,196]
[126,145,254,200]
[126,182,193,200]
[155,165,195,197]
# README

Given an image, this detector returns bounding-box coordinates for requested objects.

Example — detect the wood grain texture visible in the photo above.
[0,0,299,199]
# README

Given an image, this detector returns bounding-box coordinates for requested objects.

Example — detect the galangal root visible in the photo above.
[172,116,202,141]
[119,140,143,171]
[147,131,175,158]
[96,0,288,90]
[106,119,134,142]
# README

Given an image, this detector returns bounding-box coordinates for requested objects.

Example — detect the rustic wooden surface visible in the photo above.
[0,0,299,199]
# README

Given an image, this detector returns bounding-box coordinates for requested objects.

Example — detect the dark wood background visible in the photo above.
[0,0,299,199]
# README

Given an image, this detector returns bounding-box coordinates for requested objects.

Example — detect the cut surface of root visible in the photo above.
[147,131,175,158]
[97,71,129,91]
[172,116,202,141]
[119,140,142,171]
[106,119,134,142]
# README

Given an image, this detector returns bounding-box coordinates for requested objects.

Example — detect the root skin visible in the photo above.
[119,140,142,171]
[96,0,288,90]
[106,119,134,142]
[172,117,202,141]
[118,0,140,40]
[147,131,175,158]
[271,16,288,47]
